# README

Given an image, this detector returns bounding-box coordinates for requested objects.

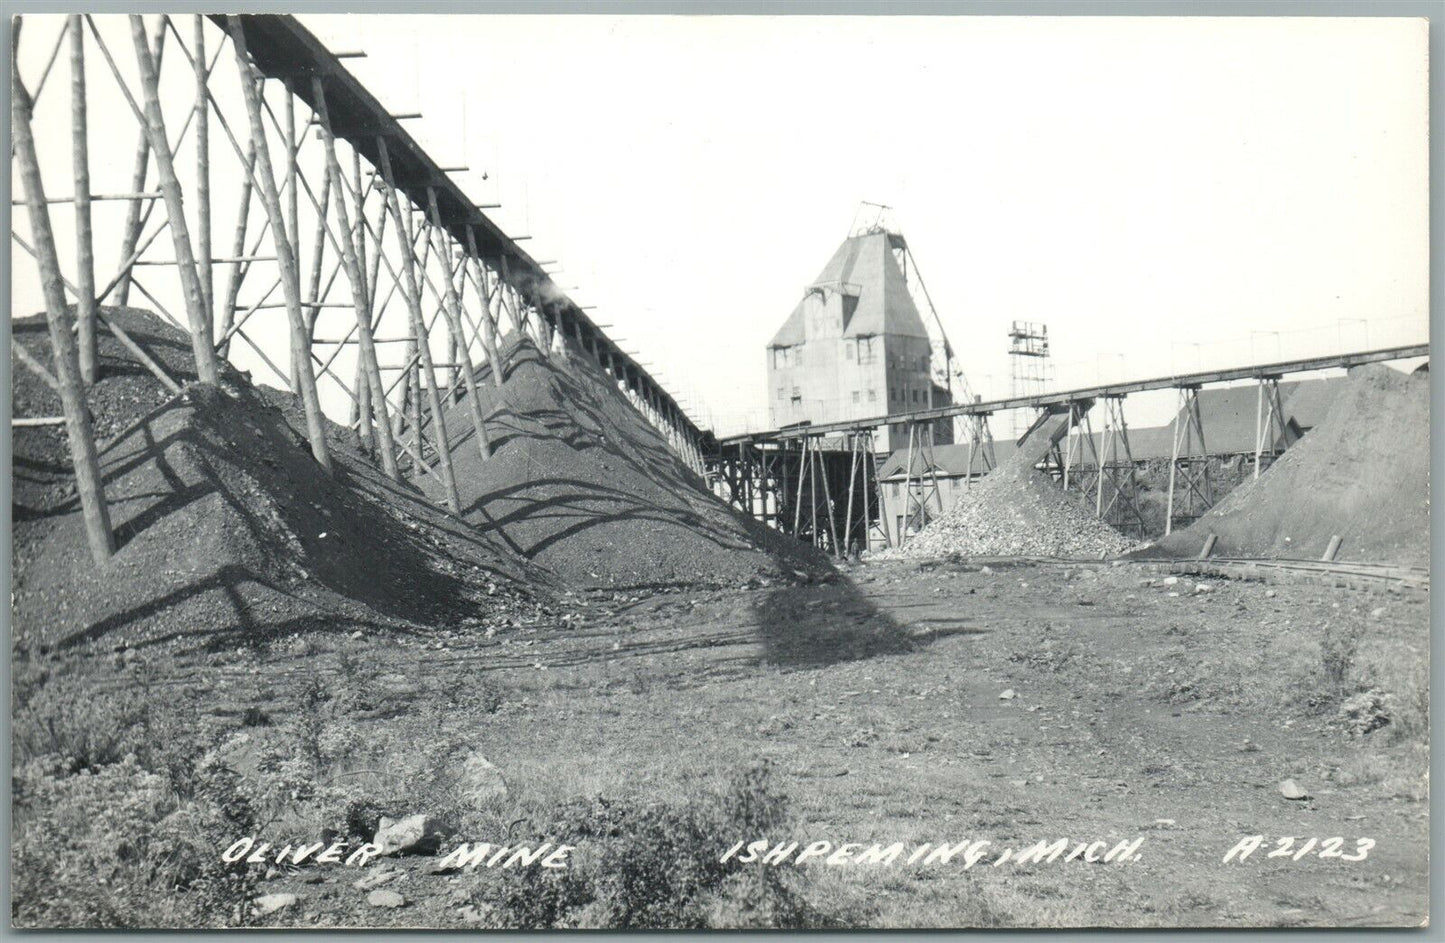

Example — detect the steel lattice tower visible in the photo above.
[1008,320,1050,438]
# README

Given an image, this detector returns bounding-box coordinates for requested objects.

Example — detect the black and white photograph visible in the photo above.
[6,6,1432,930]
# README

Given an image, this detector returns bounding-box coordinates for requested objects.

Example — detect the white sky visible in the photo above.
[13,14,1430,435]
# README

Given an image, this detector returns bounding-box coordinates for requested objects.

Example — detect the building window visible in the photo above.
[845,340,855,361]
[868,389,877,402]
[857,336,876,365]
[791,387,802,404]
[891,482,901,497]
[912,389,920,403]
[851,391,860,404]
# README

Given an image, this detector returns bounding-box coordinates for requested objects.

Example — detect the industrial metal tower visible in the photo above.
[1009,320,1051,437]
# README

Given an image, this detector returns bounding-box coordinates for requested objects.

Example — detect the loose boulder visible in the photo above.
[367,889,406,909]
[373,814,443,856]
[254,893,298,916]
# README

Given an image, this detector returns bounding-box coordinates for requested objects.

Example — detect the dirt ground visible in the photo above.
[17,557,1427,929]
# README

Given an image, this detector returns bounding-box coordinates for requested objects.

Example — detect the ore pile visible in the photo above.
[895,460,1137,560]
[431,337,831,589]
[11,308,541,652]
[1141,363,1428,566]
[888,410,1134,560]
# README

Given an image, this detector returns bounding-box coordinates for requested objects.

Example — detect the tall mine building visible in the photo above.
[766,224,953,452]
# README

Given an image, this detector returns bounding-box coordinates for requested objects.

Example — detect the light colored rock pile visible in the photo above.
[890,457,1135,560]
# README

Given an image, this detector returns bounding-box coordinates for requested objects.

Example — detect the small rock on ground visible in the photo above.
[353,867,403,891]
[459,753,509,806]
[254,893,298,915]
[1278,778,1310,800]
[367,889,406,909]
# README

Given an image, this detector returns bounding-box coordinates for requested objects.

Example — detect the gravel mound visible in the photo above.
[882,410,1134,560]
[890,463,1136,560]
[429,337,830,589]
[12,308,541,653]
[1140,363,1428,566]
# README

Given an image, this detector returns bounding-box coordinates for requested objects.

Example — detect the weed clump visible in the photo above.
[467,763,837,929]
[13,669,152,771]
[1336,689,1395,738]
[1320,622,1361,700]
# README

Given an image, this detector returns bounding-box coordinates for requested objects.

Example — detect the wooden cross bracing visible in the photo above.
[1165,384,1213,536]
[11,14,710,562]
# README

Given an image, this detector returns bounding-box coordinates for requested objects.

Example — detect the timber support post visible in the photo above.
[113,16,164,309]
[227,15,332,473]
[69,15,98,384]
[1253,375,1291,479]
[1096,394,1146,535]
[427,188,493,460]
[898,423,916,549]
[376,136,462,514]
[309,75,399,481]
[125,14,218,384]
[1165,384,1212,535]
[13,41,115,562]
[193,14,213,341]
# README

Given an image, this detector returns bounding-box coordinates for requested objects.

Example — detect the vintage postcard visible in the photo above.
[8,8,1430,930]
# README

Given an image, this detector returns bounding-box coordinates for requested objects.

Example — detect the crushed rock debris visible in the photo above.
[879,416,1134,560]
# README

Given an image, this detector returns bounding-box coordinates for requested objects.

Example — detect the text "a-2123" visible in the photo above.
[1222,836,1374,864]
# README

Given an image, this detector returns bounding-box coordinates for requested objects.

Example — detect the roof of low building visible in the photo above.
[877,375,1350,478]
[1157,376,1346,455]
[878,440,1022,479]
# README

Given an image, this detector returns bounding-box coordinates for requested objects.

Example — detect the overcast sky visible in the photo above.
[13,14,1429,434]
[298,13,1428,432]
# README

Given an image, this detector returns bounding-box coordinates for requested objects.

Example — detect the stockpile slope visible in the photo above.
[1141,364,1428,566]
[888,412,1135,560]
[428,338,830,588]
[12,309,540,653]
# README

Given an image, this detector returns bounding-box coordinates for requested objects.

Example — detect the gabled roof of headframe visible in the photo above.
[768,231,931,348]
[768,302,807,348]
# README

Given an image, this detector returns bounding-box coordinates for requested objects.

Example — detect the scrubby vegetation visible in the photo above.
[11,648,844,929]
[465,763,838,929]
[12,665,259,928]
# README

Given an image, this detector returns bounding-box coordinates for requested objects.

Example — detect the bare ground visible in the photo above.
[16,557,1427,929]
